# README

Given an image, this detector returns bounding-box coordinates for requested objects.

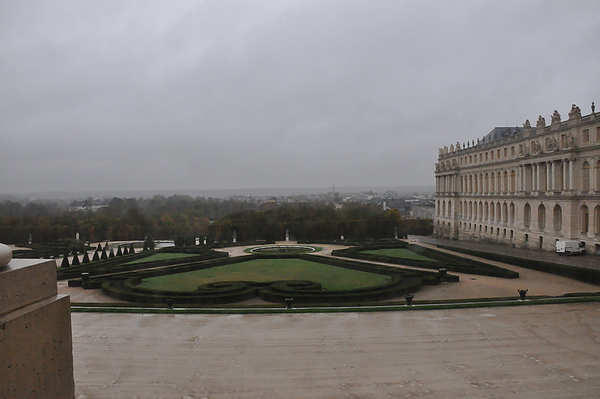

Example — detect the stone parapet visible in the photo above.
[0,258,74,399]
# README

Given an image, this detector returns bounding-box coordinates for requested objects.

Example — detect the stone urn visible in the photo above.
[0,243,12,268]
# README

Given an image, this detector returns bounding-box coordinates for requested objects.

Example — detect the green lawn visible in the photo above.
[123,253,196,265]
[138,258,390,292]
[360,248,437,262]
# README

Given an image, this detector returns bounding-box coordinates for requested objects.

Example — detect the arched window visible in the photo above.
[468,201,473,219]
[479,201,483,221]
[596,160,600,191]
[503,171,509,193]
[581,205,589,233]
[553,204,562,232]
[538,204,546,230]
[484,173,489,193]
[442,201,446,218]
[448,202,452,218]
[484,202,489,221]
[502,202,508,223]
[497,172,502,193]
[509,203,515,225]
[436,200,440,216]
[510,170,516,193]
[524,203,531,228]
[490,202,495,222]
[595,205,600,235]
[496,201,502,221]
[582,161,590,192]
[490,174,495,193]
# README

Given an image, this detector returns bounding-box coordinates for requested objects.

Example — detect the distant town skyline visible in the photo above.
[1,1,599,195]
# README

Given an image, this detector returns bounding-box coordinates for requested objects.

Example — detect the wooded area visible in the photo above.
[0,195,432,244]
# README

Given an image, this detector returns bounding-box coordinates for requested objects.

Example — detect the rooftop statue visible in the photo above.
[551,110,561,124]
[568,104,582,120]
[536,115,545,129]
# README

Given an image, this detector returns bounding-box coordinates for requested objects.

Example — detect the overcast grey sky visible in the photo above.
[1,0,599,195]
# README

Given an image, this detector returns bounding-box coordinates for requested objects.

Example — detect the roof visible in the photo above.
[481,126,524,144]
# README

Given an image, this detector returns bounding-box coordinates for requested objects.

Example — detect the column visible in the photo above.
[551,161,556,191]
[546,162,552,192]
[569,158,574,191]
[562,160,568,192]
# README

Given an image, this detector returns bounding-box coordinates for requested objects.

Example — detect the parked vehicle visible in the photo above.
[555,240,585,255]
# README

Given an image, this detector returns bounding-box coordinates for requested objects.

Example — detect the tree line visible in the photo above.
[0,195,432,245]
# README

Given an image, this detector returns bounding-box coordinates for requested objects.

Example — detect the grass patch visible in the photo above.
[123,253,196,265]
[360,248,437,262]
[138,258,389,292]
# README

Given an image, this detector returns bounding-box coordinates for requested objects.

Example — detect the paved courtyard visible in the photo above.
[72,303,600,398]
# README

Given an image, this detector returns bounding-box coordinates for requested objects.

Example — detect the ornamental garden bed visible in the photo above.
[331,242,519,279]
[99,253,454,306]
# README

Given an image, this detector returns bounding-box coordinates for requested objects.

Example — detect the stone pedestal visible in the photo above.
[0,259,74,399]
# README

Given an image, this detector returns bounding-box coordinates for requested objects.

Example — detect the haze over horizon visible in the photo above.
[2,1,599,196]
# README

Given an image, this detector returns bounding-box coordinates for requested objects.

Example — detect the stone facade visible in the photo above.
[434,103,600,253]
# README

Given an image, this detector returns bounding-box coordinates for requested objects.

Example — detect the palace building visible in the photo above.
[434,102,600,254]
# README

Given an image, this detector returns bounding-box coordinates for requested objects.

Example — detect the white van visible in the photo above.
[555,240,585,255]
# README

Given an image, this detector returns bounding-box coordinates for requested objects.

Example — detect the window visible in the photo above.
[582,161,590,192]
[510,170,516,193]
[511,146,515,156]
[583,129,590,143]
[491,152,494,160]
[538,204,546,230]
[581,205,589,233]
[497,149,500,158]
[509,203,515,224]
[553,204,562,232]
[503,148,507,158]
[485,152,489,162]
[596,160,600,191]
[596,126,600,141]
[524,203,531,228]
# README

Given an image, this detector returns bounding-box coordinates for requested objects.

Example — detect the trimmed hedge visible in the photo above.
[57,248,228,281]
[436,245,600,284]
[332,242,519,279]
